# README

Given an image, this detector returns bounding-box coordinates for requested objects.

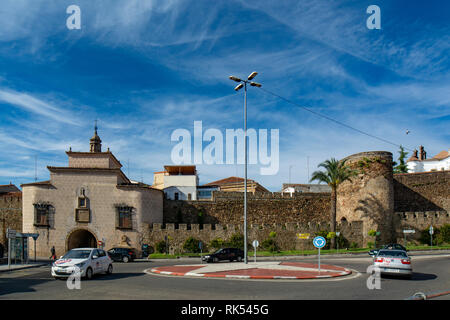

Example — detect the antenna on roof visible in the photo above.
[94,119,98,134]
[34,155,38,182]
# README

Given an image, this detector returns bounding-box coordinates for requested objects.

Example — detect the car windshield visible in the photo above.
[214,249,224,254]
[384,244,403,250]
[62,250,92,259]
[378,250,407,258]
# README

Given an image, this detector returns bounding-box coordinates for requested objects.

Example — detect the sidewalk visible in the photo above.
[0,258,50,273]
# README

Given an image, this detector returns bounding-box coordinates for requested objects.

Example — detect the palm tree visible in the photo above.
[310,158,357,249]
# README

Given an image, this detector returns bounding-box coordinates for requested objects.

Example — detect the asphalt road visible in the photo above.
[0,253,449,300]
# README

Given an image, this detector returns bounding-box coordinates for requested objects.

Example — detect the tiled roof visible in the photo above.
[432,150,449,160]
[204,177,255,186]
[0,184,20,193]
[20,180,52,187]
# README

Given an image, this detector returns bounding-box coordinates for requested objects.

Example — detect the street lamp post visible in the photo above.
[229,72,262,264]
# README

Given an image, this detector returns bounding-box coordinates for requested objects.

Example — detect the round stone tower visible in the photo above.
[336,151,395,246]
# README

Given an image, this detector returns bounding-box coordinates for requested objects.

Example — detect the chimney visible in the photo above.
[419,145,427,160]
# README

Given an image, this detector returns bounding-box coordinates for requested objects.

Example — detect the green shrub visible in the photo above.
[226,233,245,249]
[261,238,279,253]
[368,229,377,237]
[327,232,336,239]
[156,240,167,253]
[437,224,450,244]
[367,241,374,249]
[183,237,201,253]
[419,226,441,245]
[336,235,349,248]
[209,238,224,250]
[350,242,359,249]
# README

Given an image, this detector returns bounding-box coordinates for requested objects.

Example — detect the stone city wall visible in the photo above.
[394,210,450,244]
[0,192,22,252]
[142,220,364,254]
[336,151,395,246]
[393,170,450,213]
[163,191,331,226]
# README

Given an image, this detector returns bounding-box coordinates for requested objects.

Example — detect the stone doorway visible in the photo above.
[67,229,97,250]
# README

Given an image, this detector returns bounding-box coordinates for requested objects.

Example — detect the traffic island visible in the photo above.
[146,261,352,280]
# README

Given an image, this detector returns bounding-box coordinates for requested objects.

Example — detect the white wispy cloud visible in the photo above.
[0,88,82,125]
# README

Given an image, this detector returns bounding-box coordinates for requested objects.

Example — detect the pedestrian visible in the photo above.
[50,246,56,261]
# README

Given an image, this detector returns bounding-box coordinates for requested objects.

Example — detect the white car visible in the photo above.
[373,249,412,279]
[51,248,113,280]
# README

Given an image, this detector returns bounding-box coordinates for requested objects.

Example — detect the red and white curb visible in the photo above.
[146,267,352,280]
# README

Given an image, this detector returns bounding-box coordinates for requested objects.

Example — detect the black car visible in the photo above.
[369,243,407,256]
[383,243,407,251]
[107,247,137,263]
[202,248,244,263]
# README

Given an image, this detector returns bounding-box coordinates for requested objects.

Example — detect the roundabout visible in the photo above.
[146,261,352,280]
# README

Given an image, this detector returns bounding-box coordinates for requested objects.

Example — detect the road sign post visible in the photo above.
[252,240,259,263]
[429,226,434,250]
[336,232,340,254]
[199,241,203,263]
[313,236,326,274]
[6,228,16,270]
[403,229,415,248]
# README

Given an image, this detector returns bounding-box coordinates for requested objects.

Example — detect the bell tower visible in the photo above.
[89,120,102,153]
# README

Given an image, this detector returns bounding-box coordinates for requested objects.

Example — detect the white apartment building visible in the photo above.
[152,165,198,200]
[407,146,449,173]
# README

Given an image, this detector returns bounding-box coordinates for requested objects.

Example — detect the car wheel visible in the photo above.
[213,257,219,263]
[106,264,113,274]
[237,256,242,262]
[85,267,93,280]
[122,256,129,263]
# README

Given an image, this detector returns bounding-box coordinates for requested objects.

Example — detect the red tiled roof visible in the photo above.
[432,150,449,160]
[204,176,255,186]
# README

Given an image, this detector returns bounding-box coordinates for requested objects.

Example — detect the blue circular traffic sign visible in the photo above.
[313,236,326,249]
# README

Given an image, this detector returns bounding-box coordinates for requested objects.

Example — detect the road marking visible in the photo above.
[143,267,361,283]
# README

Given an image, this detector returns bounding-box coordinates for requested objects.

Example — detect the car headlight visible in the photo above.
[75,262,87,268]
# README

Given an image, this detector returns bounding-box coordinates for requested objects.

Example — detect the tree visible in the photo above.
[310,158,357,249]
[393,145,409,173]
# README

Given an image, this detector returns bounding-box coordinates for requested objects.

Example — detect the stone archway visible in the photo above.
[66,228,97,251]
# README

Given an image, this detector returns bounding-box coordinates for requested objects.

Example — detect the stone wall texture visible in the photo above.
[142,220,364,253]
[163,191,331,225]
[336,151,395,245]
[0,192,22,251]
[393,171,450,212]
[394,211,450,244]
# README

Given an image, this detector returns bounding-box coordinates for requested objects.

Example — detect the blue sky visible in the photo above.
[0,0,449,191]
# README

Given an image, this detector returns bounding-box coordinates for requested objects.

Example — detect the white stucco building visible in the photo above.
[407,146,449,173]
[152,165,198,200]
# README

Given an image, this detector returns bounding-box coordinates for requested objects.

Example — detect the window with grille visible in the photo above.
[116,206,133,229]
[34,204,50,226]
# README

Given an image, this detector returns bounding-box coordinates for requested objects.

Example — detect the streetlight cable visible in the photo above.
[258,87,415,152]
